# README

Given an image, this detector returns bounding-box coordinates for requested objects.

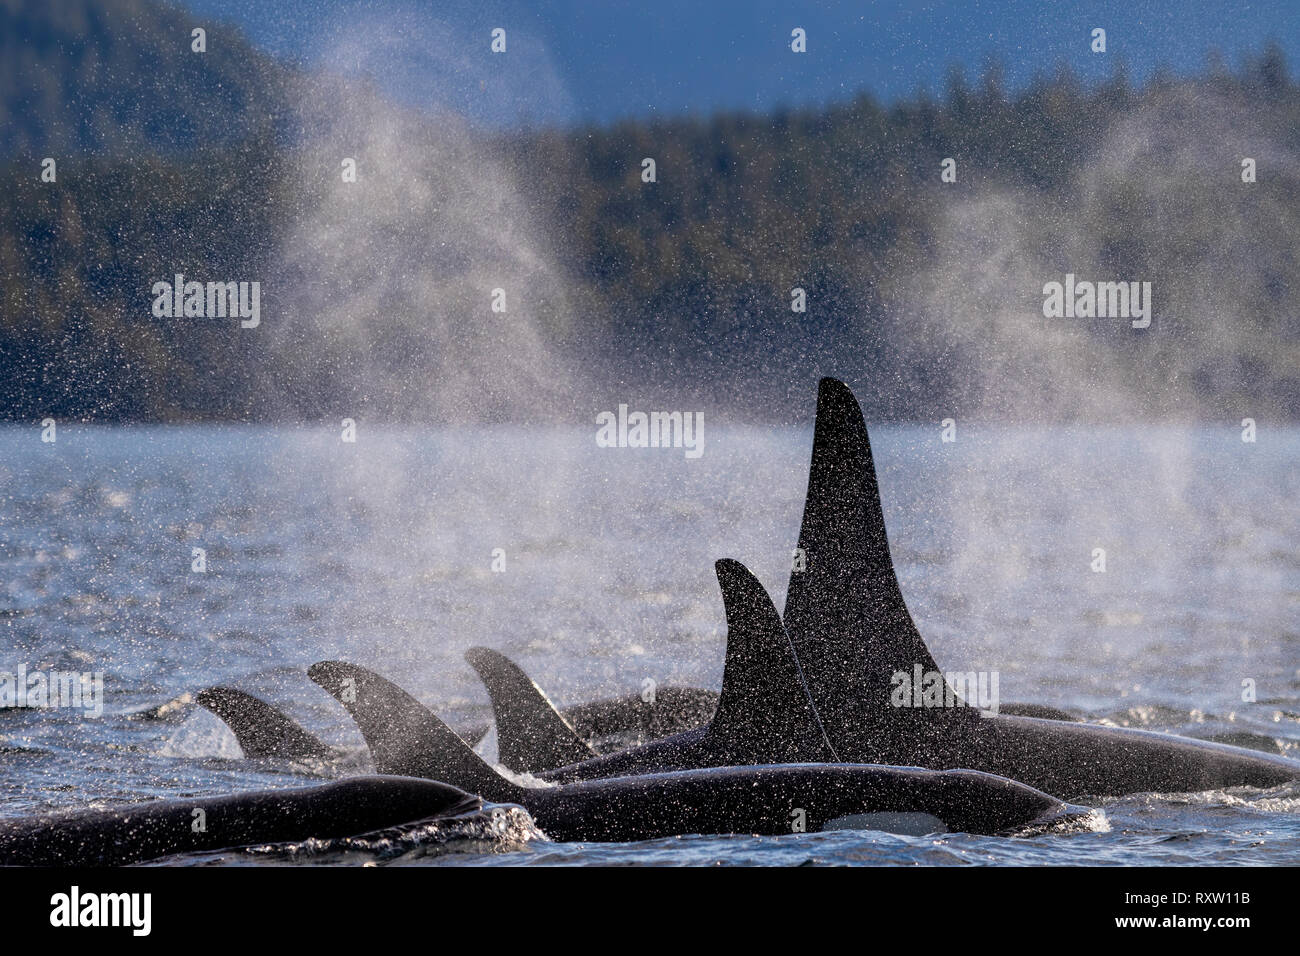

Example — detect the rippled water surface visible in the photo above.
[1,424,1297,864]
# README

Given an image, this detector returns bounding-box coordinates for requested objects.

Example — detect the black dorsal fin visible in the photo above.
[707,559,838,763]
[197,687,334,760]
[464,647,597,773]
[782,378,971,750]
[307,661,519,803]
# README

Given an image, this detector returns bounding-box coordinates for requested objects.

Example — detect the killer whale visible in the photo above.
[0,775,482,866]
[194,661,1069,774]
[466,648,1077,775]
[0,636,1078,862]
[305,557,1078,787]
[446,760,1084,842]
[312,559,841,782]
[307,659,1085,840]
[0,708,1082,863]
[315,381,1297,798]
[780,377,1300,799]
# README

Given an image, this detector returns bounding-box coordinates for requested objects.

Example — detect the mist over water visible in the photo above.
[902,85,1300,426]
[264,18,583,424]
[878,84,1300,641]
[252,63,1300,432]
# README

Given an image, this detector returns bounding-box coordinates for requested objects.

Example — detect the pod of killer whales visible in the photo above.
[1,378,1295,864]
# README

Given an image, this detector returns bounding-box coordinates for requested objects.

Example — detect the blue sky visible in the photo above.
[178,0,1299,125]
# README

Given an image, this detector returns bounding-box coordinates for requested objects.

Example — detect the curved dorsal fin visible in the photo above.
[707,559,838,763]
[307,661,518,803]
[464,647,597,773]
[782,378,971,749]
[196,687,334,760]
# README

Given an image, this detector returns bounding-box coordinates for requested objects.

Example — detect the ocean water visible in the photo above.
[0,423,1297,865]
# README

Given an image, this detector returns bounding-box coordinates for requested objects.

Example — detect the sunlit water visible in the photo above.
[0,424,1297,865]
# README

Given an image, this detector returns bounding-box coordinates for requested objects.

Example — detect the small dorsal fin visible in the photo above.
[307,661,518,803]
[196,687,334,760]
[783,378,972,747]
[707,559,838,763]
[464,648,597,773]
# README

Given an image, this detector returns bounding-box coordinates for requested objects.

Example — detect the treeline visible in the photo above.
[1,0,1297,421]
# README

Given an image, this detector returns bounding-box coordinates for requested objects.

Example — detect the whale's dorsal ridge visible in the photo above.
[783,377,970,745]
[308,660,519,803]
[464,647,596,773]
[708,558,838,763]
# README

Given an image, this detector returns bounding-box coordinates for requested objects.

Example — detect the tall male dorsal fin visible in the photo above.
[464,647,597,773]
[783,378,973,749]
[307,661,518,803]
[196,687,334,760]
[706,559,838,763]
